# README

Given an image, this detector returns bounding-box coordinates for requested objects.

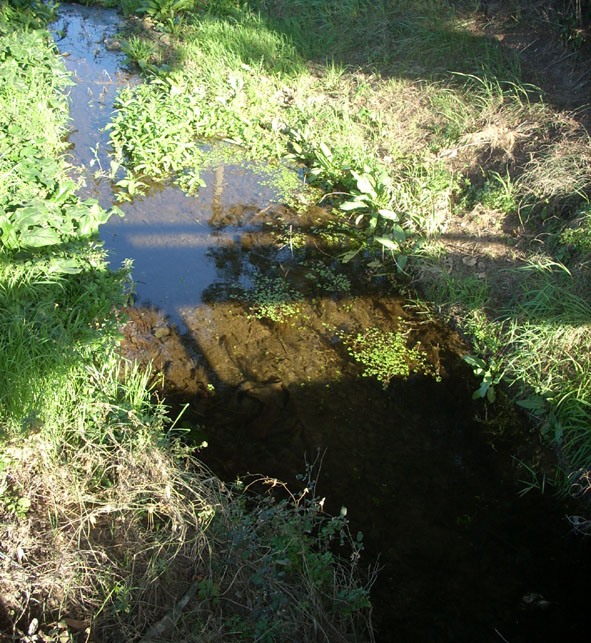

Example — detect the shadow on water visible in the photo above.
[51,4,591,642]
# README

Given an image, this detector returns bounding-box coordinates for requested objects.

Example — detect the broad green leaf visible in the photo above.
[516,395,545,413]
[390,224,406,243]
[15,211,48,229]
[319,142,332,160]
[355,174,377,199]
[21,227,61,247]
[376,236,399,252]
[50,258,82,274]
[341,247,361,263]
[378,209,399,222]
[340,200,368,211]
[463,355,486,371]
[49,180,76,204]
[77,215,97,237]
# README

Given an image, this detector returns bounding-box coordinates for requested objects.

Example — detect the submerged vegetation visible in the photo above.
[1,0,591,639]
[342,323,440,390]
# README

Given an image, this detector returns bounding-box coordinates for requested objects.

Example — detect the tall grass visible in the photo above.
[0,247,130,432]
[502,260,591,469]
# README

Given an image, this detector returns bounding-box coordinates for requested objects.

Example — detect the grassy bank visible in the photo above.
[0,3,373,640]
[107,0,591,491]
[2,0,591,638]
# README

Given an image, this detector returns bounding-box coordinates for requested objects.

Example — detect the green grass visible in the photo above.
[0,246,130,431]
[0,5,374,639]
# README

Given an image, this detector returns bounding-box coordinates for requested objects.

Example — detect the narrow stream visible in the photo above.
[52,5,590,642]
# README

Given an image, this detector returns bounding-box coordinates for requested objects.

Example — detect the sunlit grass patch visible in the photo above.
[0,247,130,432]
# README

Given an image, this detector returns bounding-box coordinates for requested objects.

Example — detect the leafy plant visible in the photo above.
[0,199,123,250]
[304,260,351,294]
[121,35,156,70]
[463,354,503,403]
[343,322,440,389]
[137,0,195,22]
[0,457,30,520]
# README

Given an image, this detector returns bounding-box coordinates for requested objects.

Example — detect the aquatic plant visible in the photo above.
[342,322,439,389]
[234,273,304,323]
[304,260,351,294]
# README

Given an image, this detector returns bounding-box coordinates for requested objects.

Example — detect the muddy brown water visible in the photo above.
[52,5,591,642]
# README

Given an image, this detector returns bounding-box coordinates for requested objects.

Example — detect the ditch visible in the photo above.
[52,4,590,641]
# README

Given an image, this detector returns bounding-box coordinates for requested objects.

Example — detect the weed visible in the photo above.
[0,418,375,640]
[236,273,303,323]
[558,201,591,254]
[342,321,440,389]
[137,0,195,23]
[463,354,503,403]
[121,34,157,69]
[513,457,566,498]
[472,170,517,214]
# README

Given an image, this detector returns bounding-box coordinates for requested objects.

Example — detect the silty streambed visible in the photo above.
[52,5,590,642]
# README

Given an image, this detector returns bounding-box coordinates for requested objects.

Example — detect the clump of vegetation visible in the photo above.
[342,322,440,389]
[236,273,304,323]
[0,28,122,250]
[0,392,374,641]
[304,260,351,294]
[559,202,591,253]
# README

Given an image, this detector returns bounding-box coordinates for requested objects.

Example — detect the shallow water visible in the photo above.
[52,5,591,642]
[52,3,294,328]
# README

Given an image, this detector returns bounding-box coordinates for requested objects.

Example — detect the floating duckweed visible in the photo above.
[304,261,351,294]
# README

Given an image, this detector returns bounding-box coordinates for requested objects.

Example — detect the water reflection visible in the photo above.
[52,3,299,329]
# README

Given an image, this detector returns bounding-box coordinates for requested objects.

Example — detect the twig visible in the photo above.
[494,627,511,643]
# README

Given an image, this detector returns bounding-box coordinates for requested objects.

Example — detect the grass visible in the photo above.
[3,0,591,636]
[1,372,374,641]
[0,3,374,640]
